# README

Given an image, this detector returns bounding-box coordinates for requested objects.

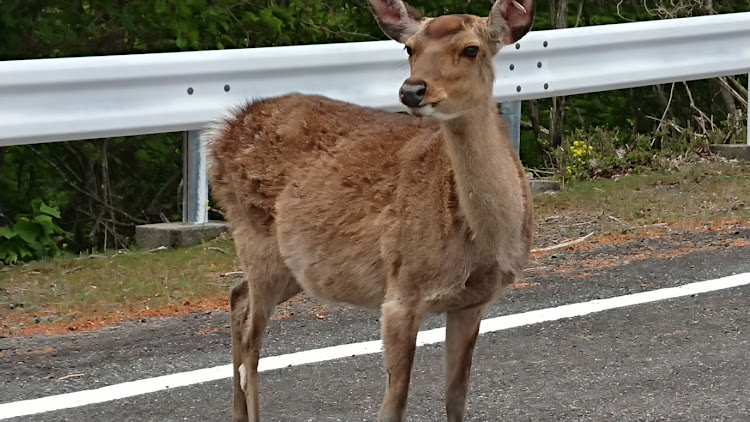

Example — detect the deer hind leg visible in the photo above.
[378,297,424,422]
[444,306,485,422]
[230,281,251,422]
[230,230,300,422]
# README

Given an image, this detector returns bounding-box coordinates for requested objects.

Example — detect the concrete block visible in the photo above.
[135,221,229,250]
[530,179,561,195]
[709,144,750,161]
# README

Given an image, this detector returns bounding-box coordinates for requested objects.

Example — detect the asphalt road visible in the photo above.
[2,242,749,421]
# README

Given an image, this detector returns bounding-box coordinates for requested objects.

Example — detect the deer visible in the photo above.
[206,0,535,421]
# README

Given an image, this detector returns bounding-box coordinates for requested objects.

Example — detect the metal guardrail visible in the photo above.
[1,12,749,223]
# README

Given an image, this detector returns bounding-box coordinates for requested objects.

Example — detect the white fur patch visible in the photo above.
[238,363,247,393]
[411,104,461,121]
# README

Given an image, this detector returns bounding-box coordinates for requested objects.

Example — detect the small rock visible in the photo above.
[39,315,58,324]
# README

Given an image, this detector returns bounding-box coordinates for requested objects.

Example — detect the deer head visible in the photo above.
[370,0,535,120]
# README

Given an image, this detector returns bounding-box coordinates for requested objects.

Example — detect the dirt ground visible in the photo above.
[1,161,749,339]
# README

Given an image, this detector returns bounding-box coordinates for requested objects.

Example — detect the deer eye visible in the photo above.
[461,46,479,59]
[405,46,413,57]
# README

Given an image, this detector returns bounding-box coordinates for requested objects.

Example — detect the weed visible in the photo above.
[0,200,72,264]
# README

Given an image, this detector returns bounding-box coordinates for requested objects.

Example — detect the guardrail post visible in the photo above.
[183,130,209,224]
[500,101,522,155]
[747,74,749,146]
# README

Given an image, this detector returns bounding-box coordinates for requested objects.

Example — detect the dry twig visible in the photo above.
[656,82,676,133]
[532,232,594,253]
[715,77,748,108]
[62,266,84,275]
[57,373,85,381]
[561,219,597,228]
[682,81,717,134]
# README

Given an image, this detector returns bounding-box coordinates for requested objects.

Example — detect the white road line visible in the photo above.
[2,271,749,419]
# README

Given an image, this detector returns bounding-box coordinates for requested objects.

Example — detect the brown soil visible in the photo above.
[4,215,747,338]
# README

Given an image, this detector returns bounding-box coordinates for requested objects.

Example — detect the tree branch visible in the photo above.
[715,77,748,108]
[28,146,147,224]
[682,81,717,134]
[521,120,550,135]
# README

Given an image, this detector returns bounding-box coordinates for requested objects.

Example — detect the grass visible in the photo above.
[1,235,241,335]
[535,161,750,232]
[1,160,749,336]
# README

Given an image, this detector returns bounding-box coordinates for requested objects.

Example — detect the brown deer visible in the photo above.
[206,0,535,421]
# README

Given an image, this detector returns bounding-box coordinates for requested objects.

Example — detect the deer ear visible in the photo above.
[369,0,424,43]
[487,0,535,47]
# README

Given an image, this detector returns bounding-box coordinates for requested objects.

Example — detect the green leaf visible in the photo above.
[13,220,40,244]
[34,214,54,225]
[30,198,43,215]
[259,8,283,35]
[28,239,46,257]
[0,248,18,264]
[0,227,17,239]
[34,215,55,238]
[39,203,61,218]
[243,11,258,23]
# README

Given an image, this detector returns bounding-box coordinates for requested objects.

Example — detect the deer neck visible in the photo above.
[441,100,517,256]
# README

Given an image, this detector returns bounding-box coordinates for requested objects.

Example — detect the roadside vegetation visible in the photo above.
[0,1,748,335]
[2,159,749,336]
[1,0,747,258]
[1,235,239,336]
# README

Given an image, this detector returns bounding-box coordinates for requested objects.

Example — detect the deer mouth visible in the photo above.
[409,104,461,121]
[409,105,428,117]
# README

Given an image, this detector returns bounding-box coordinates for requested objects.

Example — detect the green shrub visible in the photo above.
[556,122,730,181]
[0,200,71,264]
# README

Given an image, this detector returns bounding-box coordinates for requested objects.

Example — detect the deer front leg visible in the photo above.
[378,298,423,422]
[444,306,485,422]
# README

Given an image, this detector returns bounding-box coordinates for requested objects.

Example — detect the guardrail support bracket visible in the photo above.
[183,130,209,224]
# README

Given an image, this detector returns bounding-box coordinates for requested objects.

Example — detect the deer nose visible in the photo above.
[399,80,427,108]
